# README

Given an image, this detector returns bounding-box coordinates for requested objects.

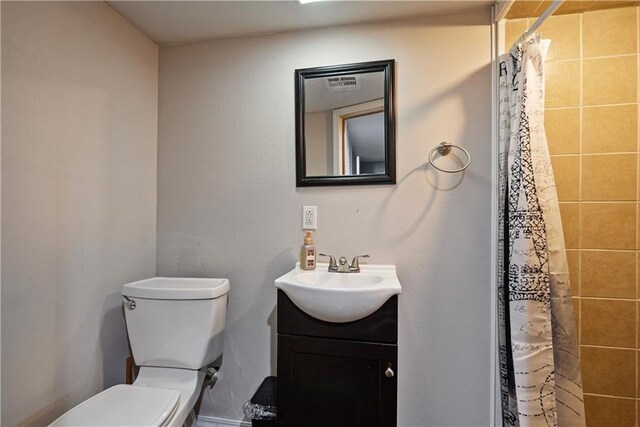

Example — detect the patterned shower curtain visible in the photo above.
[497,36,586,427]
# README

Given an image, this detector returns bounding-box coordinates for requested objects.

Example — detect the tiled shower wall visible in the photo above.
[506,7,639,426]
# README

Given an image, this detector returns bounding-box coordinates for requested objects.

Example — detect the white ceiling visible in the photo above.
[106,0,494,46]
[305,71,384,112]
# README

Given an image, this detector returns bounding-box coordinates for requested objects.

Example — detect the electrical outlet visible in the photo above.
[302,206,317,230]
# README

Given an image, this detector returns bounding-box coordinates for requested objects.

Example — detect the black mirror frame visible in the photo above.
[295,59,396,187]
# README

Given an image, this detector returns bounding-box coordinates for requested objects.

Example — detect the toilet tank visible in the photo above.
[122,277,230,370]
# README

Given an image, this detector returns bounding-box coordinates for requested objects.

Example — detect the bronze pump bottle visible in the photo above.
[300,231,316,270]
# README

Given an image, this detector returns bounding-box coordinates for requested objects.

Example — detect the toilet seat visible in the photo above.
[49,384,180,427]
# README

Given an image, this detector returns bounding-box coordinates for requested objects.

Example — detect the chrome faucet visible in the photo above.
[319,254,369,273]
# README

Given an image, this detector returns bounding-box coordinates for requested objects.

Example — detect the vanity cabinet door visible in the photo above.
[277,335,397,427]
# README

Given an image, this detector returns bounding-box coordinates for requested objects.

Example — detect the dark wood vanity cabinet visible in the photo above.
[277,290,398,427]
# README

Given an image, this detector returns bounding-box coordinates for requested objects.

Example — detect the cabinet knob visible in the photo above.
[385,366,394,378]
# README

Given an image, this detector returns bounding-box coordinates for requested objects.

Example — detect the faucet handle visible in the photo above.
[350,255,370,272]
[319,253,338,271]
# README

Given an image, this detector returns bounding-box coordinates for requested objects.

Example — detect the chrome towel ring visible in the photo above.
[428,142,471,173]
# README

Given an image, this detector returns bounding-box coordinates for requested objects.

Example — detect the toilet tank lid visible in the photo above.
[49,385,179,427]
[122,277,230,300]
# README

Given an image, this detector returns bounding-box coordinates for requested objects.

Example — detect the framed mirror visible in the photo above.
[295,59,395,187]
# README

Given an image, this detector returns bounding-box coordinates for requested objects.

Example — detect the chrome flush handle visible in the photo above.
[122,295,136,310]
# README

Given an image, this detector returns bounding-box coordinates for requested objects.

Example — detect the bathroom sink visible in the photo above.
[275,263,401,323]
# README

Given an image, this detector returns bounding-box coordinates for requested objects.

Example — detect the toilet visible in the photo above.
[50,277,230,427]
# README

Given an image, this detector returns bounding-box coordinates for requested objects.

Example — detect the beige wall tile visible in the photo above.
[581,250,636,298]
[583,104,638,153]
[582,154,637,201]
[584,395,635,427]
[566,249,580,296]
[554,1,639,16]
[583,56,638,106]
[545,108,580,154]
[560,203,580,248]
[536,6,640,418]
[638,202,640,247]
[573,296,580,344]
[551,155,580,201]
[581,298,636,347]
[600,2,640,8]
[506,19,530,48]
[581,346,636,396]
[538,14,581,60]
[637,202,640,246]
[557,1,597,15]
[507,1,544,19]
[583,7,637,58]
[582,203,636,249]
[547,60,581,107]
[533,1,555,16]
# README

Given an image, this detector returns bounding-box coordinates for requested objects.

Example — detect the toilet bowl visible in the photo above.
[50,277,230,427]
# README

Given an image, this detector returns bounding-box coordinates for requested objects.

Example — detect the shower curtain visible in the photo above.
[497,36,586,427]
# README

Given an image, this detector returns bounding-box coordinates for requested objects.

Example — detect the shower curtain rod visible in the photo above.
[512,0,563,46]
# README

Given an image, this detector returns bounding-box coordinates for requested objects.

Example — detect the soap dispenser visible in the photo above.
[300,231,316,270]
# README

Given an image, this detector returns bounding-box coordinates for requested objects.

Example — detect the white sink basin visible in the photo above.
[275,262,401,323]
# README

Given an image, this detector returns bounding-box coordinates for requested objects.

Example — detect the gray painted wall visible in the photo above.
[1,2,158,425]
[157,9,493,426]
[1,3,3,422]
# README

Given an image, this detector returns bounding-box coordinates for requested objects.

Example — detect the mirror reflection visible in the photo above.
[304,71,385,177]
[295,60,395,187]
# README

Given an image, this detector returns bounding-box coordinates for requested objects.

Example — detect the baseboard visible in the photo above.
[197,415,252,427]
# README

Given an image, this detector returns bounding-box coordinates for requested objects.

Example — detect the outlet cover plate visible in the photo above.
[303,206,317,230]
